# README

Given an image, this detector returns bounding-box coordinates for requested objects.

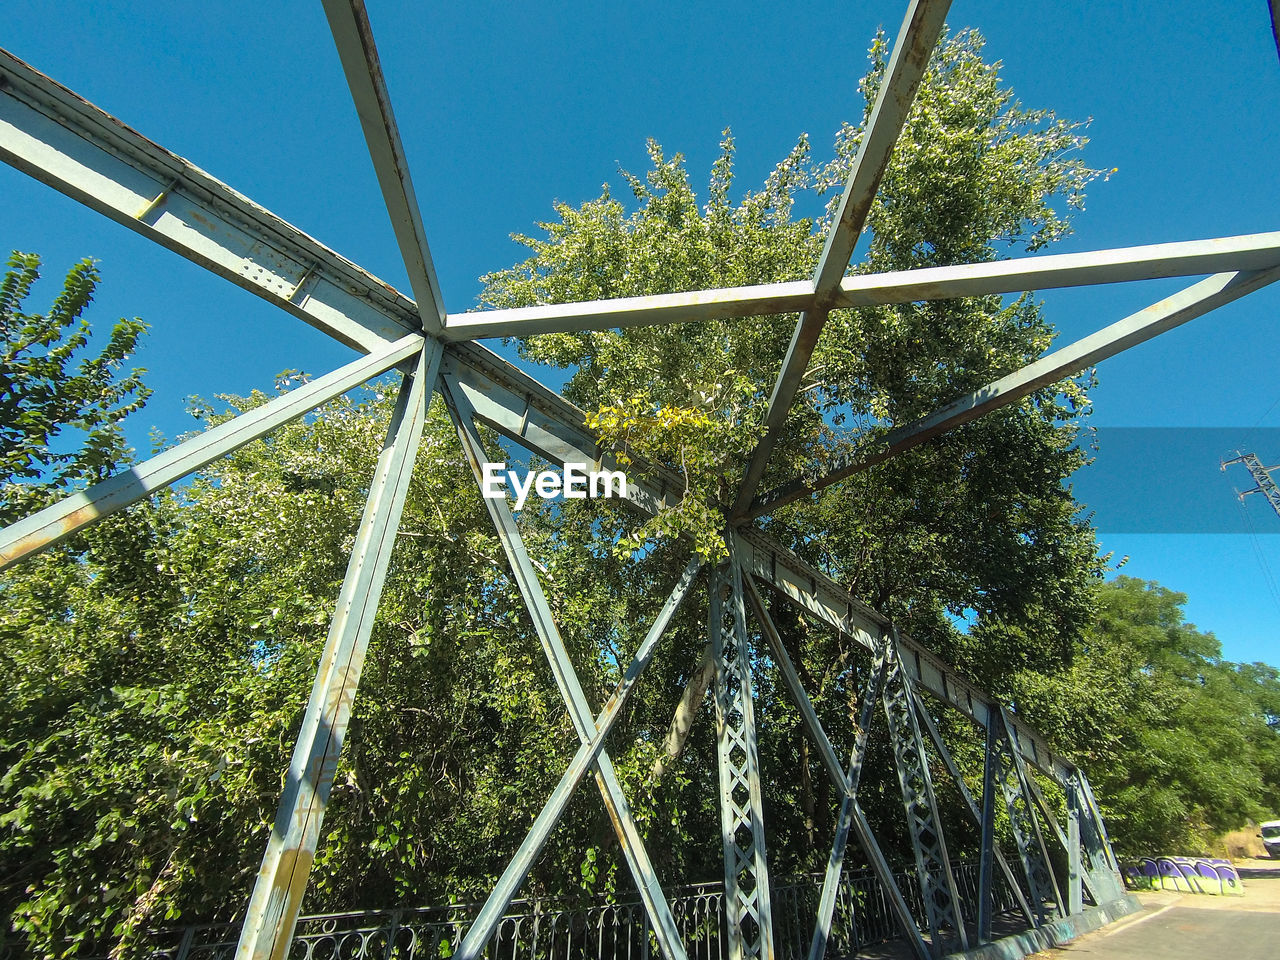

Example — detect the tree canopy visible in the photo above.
[1009,576,1280,854]
[0,252,149,526]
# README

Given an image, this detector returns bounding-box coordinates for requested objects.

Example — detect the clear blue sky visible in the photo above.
[4,1,1279,665]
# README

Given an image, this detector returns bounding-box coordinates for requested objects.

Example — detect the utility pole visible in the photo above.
[1222,451,1280,521]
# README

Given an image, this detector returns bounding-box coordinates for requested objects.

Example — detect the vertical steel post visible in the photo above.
[1066,785,1084,915]
[235,342,439,960]
[978,718,999,942]
[739,573,929,960]
[1001,711,1064,916]
[909,693,1034,933]
[989,711,1059,925]
[1069,772,1125,904]
[880,635,968,955]
[1022,771,1107,910]
[710,556,774,960]
[441,377,688,960]
[1077,771,1124,879]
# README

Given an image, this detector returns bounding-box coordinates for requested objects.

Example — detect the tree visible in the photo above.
[1009,576,1280,854]
[0,252,149,525]
[480,27,1104,748]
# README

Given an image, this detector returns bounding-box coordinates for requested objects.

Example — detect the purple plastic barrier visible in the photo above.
[1140,858,1161,887]
[1122,861,1153,890]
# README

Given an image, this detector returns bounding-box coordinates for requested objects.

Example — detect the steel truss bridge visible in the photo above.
[1,2,1277,959]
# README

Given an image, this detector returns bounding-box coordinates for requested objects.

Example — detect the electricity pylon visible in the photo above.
[1223,451,1280,520]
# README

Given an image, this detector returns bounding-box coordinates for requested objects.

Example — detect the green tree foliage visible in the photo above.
[0,377,713,955]
[1009,576,1280,854]
[0,252,149,525]
[481,28,1102,675]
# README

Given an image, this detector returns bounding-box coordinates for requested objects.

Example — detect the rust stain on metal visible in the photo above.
[265,846,314,960]
[596,773,628,846]
[2,501,105,570]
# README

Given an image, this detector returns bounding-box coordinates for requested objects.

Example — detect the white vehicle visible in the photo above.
[1260,820,1280,858]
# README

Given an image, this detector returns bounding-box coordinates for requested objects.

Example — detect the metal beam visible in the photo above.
[443,279,814,339]
[732,0,952,517]
[439,347,1074,782]
[0,47,415,353]
[997,708,1063,924]
[741,573,928,960]
[710,556,775,960]
[0,333,424,569]
[910,690,1035,931]
[812,0,954,293]
[442,375,688,960]
[750,265,1280,517]
[881,634,968,953]
[1067,789,1084,915]
[978,716,1000,941]
[321,0,445,333]
[733,528,1075,782]
[810,652,892,960]
[828,231,1280,308]
[442,232,1280,339]
[1020,768,1110,908]
[1073,771,1126,901]
[449,556,701,960]
[235,341,438,960]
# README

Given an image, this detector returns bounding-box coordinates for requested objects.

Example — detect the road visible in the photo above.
[1030,860,1280,960]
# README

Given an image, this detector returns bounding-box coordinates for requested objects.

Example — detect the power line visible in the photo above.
[1236,494,1280,617]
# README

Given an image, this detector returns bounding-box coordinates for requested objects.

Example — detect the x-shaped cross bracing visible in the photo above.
[1,1,1276,958]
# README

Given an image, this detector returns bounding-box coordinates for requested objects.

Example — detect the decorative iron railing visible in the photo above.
[57,861,1026,960]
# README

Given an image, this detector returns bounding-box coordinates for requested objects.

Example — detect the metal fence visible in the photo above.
[58,861,1025,960]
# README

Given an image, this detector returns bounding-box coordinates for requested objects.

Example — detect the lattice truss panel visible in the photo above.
[992,710,1063,925]
[1,1,1275,959]
[710,562,775,960]
[880,639,968,952]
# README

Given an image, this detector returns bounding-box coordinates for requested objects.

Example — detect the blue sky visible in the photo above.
[3,1,1279,665]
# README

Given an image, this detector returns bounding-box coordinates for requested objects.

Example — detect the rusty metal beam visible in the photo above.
[235,341,439,960]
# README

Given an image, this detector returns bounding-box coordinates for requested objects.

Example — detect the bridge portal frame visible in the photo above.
[2,1,1274,958]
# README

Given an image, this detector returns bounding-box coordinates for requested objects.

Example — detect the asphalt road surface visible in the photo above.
[1031,860,1280,960]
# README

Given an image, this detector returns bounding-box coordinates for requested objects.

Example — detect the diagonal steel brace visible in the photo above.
[451,555,701,959]
[742,571,930,960]
[909,690,1035,935]
[235,341,439,960]
[441,375,688,960]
